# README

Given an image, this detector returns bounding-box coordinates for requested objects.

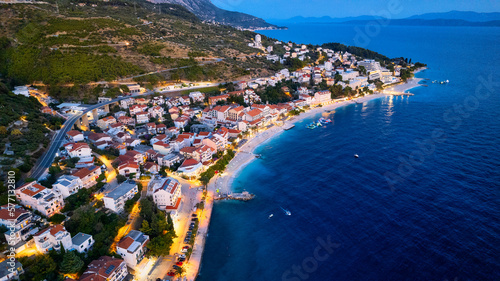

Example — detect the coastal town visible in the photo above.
[1,35,424,281]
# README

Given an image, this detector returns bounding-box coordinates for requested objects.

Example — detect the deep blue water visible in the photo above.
[198,24,500,281]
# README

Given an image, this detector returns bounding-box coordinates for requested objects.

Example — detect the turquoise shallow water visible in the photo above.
[198,24,500,281]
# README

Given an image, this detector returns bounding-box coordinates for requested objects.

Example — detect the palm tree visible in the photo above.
[175,266,185,278]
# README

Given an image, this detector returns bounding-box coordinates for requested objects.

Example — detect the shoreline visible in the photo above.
[186,76,424,280]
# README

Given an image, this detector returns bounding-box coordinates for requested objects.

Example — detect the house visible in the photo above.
[120,98,135,109]
[228,106,245,121]
[152,141,172,155]
[193,145,216,163]
[156,123,166,134]
[118,161,140,177]
[144,162,159,174]
[72,166,101,189]
[158,153,183,168]
[53,175,83,198]
[72,233,95,254]
[114,111,127,119]
[0,205,34,246]
[97,116,117,130]
[67,142,92,159]
[177,159,203,177]
[174,116,189,128]
[41,106,55,115]
[103,181,138,213]
[189,91,205,102]
[168,126,180,136]
[245,108,262,122]
[151,178,182,211]
[34,224,72,253]
[79,256,128,281]
[88,132,112,144]
[179,96,191,105]
[135,112,149,124]
[0,259,23,281]
[66,130,84,142]
[150,134,169,145]
[125,150,144,164]
[124,138,141,148]
[208,94,229,105]
[213,105,231,122]
[148,106,164,119]
[313,90,332,105]
[117,116,135,126]
[116,230,149,269]
[146,123,157,134]
[111,142,127,155]
[15,182,64,217]
[129,104,147,115]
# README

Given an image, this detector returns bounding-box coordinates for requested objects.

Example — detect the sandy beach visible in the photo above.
[183,76,424,280]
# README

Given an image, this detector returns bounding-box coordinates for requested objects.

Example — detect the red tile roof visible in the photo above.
[67,130,82,137]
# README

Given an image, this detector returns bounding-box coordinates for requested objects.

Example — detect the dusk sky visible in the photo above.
[212,0,500,19]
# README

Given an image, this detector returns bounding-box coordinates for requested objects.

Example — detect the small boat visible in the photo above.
[281,207,291,216]
[268,214,273,219]
[354,154,359,158]
[316,122,322,127]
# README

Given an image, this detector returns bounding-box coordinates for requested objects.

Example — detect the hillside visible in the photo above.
[0,0,279,101]
[145,0,279,29]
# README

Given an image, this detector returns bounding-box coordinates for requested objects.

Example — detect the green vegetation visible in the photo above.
[0,84,52,177]
[139,197,176,257]
[59,251,84,274]
[18,255,58,281]
[322,42,390,61]
[65,205,126,260]
[48,213,66,224]
[199,149,235,186]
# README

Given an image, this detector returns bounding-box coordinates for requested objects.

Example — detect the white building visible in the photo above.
[15,182,64,217]
[189,91,205,102]
[177,159,203,177]
[52,175,83,199]
[34,224,72,253]
[149,178,182,210]
[135,112,149,124]
[116,230,149,269]
[67,142,92,159]
[72,232,94,254]
[0,205,34,246]
[66,130,84,142]
[103,181,138,213]
[71,165,101,189]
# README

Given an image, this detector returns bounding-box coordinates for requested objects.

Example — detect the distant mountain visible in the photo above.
[342,18,500,27]
[272,11,500,26]
[268,15,378,24]
[145,0,280,29]
[406,11,500,22]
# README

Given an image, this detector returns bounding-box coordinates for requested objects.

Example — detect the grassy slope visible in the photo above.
[0,0,280,100]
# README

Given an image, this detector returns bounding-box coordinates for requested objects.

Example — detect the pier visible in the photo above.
[215,191,255,201]
[284,124,295,130]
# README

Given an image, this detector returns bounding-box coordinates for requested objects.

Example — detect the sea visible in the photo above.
[198,23,500,281]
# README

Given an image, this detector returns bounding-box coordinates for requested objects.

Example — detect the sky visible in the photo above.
[211,0,500,20]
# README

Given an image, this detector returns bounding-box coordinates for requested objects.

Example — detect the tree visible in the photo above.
[175,266,185,277]
[117,174,127,183]
[140,220,152,235]
[60,251,84,274]
[48,213,66,224]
